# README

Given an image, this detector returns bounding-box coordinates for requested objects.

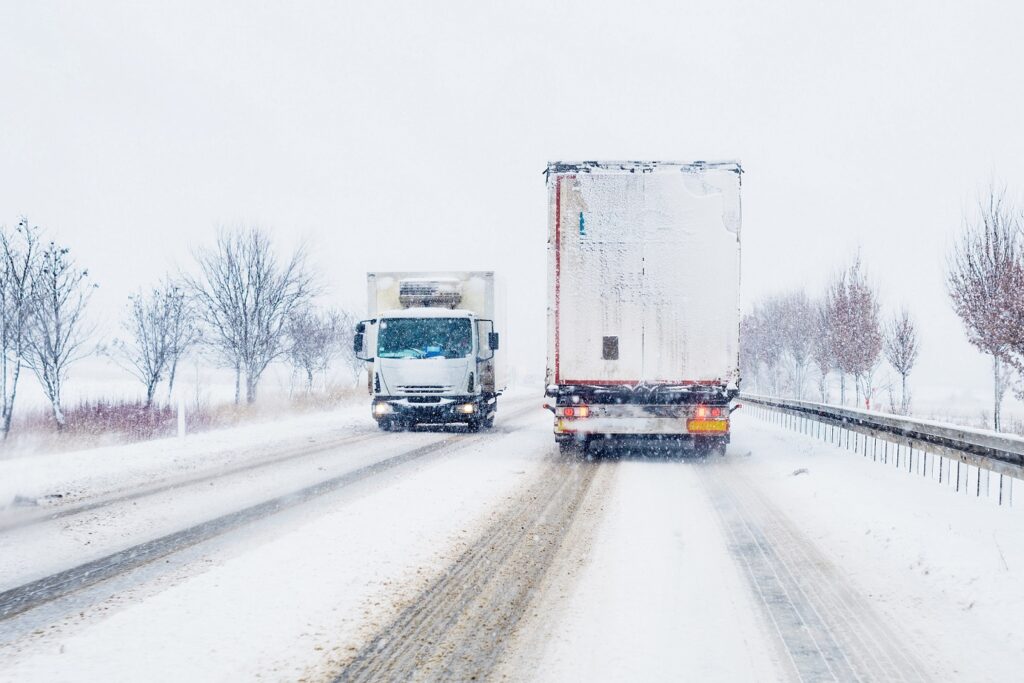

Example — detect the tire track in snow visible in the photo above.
[334,454,598,683]
[0,403,538,622]
[0,431,379,532]
[700,460,931,682]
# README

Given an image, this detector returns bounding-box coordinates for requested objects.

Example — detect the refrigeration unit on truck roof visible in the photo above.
[544,160,742,454]
[396,278,463,309]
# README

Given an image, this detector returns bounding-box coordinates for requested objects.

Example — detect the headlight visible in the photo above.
[456,403,476,414]
[373,402,393,416]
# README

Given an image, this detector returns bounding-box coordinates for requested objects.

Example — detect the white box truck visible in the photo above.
[354,272,504,431]
[544,160,742,454]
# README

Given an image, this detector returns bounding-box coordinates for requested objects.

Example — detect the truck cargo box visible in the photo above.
[546,161,741,391]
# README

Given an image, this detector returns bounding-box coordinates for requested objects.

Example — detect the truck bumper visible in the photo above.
[373,395,495,425]
[552,404,729,441]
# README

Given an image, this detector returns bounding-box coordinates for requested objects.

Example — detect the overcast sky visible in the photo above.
[2,1,1024,412]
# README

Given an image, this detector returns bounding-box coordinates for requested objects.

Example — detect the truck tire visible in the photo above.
[558,439,588,456]
[695,438,727,458]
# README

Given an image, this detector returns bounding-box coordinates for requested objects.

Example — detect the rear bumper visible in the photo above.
[552,404,729,439]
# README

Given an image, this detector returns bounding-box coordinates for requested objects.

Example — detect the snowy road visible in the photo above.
[0,399,1021,681]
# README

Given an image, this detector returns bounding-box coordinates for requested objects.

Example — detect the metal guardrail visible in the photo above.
[741,393,1022,504]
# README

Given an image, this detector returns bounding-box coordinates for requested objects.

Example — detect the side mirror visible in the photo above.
[488,331,500,351]
[356,321,366,334]
[353,332,365,355]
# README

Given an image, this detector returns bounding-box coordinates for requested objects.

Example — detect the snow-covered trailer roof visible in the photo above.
[545,160,742,177]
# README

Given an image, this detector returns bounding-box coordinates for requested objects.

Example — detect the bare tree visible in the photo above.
[0,218,42,437]
[164,281,197,402]
[334,309,364,387]
[777,290,815,399]
[739,312,763,392]
[883,308,919,414]
[825,258,882,407]
[286,308,342,394]
[112,279,194,407]
[745,301,782,395]
[23,240,94,429]
[188,228,314,404]
[824,269,853,404]
[846,258,883,408]
[811,301,833,403]
[947,186,1023,431]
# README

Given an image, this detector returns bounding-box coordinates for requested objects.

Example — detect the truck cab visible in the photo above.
[355,274,502,431]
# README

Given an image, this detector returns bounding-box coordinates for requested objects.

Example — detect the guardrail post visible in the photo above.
[743,395,1022,509]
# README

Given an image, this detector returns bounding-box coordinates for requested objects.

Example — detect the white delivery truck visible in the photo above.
[354,272,504,431]
[544,160,742,454]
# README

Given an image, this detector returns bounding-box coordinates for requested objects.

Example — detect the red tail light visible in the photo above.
[711,407,722,417]
[560,405,590,418]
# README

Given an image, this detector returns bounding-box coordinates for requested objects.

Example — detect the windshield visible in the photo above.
[377,317,473,359]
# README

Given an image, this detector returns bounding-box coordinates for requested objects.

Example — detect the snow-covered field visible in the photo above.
[0,400,369,513]
[0,398,1021,682]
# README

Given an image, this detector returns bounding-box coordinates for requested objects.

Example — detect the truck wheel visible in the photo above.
[483,414,495,429]
[695,439,727,458]
[558,439,588,456]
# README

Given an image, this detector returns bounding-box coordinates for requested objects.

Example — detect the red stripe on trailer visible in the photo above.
[559,379,725,386]
[554,175,564,384]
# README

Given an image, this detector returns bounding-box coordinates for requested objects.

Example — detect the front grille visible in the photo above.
[397,385,452,394]
[406,396,442,403]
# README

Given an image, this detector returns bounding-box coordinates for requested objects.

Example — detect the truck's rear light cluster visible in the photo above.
[560,405,590,418]
[694,405,723,418]
[689,404,728,433]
